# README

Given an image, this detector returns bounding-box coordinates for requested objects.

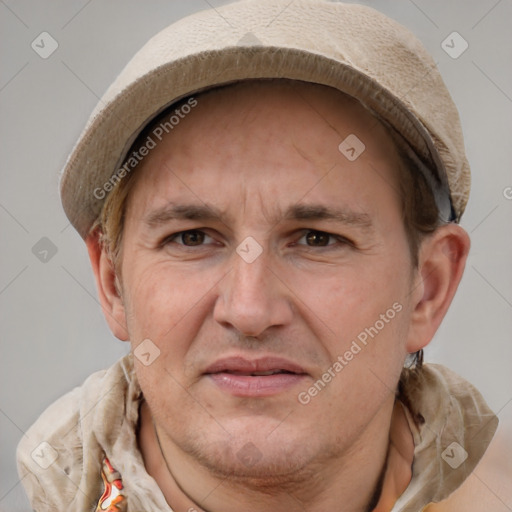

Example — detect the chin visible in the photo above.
[177,419,335,489]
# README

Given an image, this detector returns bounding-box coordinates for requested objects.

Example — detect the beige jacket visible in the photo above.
[17,354,498,512]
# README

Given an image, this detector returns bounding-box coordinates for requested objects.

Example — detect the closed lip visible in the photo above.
[203,356,308,376]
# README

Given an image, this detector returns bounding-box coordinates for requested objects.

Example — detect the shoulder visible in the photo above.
[16,355,135,511]
[395,363,499,511]
[423,416,512,511]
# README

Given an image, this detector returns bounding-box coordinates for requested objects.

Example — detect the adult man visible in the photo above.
[17,1,498,511]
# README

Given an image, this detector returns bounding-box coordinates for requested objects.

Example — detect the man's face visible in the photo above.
[119,81,416,479]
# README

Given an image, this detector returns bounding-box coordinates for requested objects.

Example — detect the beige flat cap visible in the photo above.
[60,0,470,238]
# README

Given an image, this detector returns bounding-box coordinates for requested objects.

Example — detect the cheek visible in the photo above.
[288,254,410,343]
[123,268,168,341]
[122,257,221,358]
[295,274,410,434]
[122,261,216,417]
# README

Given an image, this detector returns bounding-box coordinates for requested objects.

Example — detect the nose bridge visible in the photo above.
[229,246,274,311]
[213,246,292,337]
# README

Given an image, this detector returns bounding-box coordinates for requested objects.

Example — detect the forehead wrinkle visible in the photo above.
[236,183,283,228]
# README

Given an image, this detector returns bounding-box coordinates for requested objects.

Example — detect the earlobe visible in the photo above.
[406,224,470,354]
[85,229,129,341]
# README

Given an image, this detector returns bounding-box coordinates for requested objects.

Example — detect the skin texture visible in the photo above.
[86,81,470,511]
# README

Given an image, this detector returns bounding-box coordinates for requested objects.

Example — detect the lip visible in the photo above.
[204,356,308,397]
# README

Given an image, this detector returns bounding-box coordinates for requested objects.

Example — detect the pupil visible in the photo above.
[183,231,204,245]
[306,231,329,246]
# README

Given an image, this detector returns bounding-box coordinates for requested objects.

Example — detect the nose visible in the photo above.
[213,248,294,338]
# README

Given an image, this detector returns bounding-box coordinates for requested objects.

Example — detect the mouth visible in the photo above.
[204,356,308,397]
[221,369,297,376]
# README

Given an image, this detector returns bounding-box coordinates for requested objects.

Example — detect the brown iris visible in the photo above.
[305,231,331,246]
[180,230,205,246]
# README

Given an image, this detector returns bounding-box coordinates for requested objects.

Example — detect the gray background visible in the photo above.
[1,1,511,510]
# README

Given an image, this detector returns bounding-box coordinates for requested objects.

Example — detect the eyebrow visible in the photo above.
[144,203,229,227]
[283,204,373,230]
[143,202,373,231]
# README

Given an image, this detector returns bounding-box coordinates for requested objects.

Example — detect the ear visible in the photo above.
[406,223,470,354]
[85,229,129,341]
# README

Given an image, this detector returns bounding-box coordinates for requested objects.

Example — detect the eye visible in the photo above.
[297,230,334,247]
[301,230,333,246]
[164,230,214,247]
[295,230,352,248]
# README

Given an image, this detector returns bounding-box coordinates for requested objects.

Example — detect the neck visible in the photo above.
[137,397,413,512]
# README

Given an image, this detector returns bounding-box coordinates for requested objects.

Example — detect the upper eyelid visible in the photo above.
[165,229,214,244]
[295,230,354,247]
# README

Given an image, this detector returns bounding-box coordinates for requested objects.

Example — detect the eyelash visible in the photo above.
[161,229,353,250]
[162,230,216,248]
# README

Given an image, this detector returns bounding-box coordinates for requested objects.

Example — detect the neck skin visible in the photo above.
[137,397,414,512]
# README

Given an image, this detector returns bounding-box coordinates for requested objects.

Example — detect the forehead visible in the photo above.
[156,80,395,154]
[124,80,403,221]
